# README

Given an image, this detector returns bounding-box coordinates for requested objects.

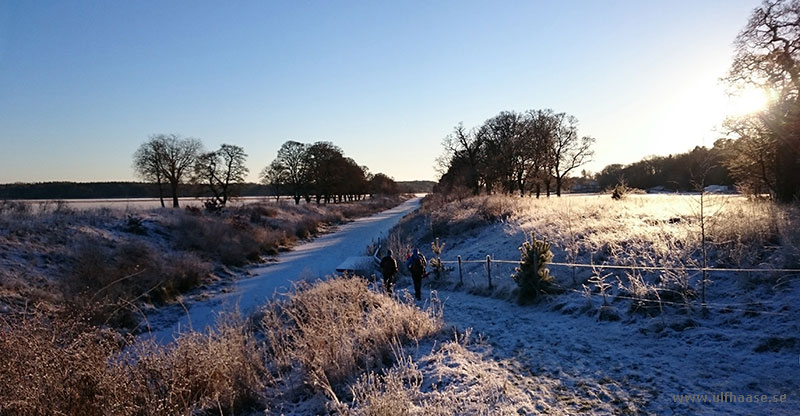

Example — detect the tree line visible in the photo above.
[261,140,399,205]
[133,135,399,209]
[595,143,734,192]
[436,109,595,197]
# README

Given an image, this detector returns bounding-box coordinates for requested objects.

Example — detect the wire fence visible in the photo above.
[428,254,800,317]
[440,257,800,273]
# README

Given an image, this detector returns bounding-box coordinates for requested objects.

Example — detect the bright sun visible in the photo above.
[726,87,771,117]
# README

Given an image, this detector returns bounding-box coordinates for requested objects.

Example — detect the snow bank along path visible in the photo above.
[148,197,421,343]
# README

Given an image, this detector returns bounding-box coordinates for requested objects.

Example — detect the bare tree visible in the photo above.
[726,0,800,96]
[133,134,202,208]
[549,114,595,196]
[436,110,595,197]
[436,123,486,195]
[483,111,527,194]
[306,141,346,204]
[523,109,558,198]
[260,159,289,202]
[269,141,310,205]
[194,144,249,209]
[720,116,778,195]
[158,134,203,208]
[369,172,399,196]
[133,138,167,207]
[724,0,800,201]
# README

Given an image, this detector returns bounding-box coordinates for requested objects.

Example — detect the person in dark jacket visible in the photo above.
[405,248,427,300]
[380,250,399,294]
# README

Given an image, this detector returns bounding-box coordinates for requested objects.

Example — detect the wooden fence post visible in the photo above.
[457,255,463,285]
[487,254,493,289]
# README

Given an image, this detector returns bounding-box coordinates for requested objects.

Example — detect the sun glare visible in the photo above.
[726,87,771,117]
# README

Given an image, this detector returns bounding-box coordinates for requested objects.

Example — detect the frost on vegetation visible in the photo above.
[511,233,555,304]
[346,329,645,416]
[0,197,404,321]
[0,276,443,416]
[398,194,799,319]
[259,277,442,407]
[429,237,446,279]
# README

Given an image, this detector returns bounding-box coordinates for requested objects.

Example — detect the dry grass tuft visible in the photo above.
[261,277,443,402]
[0,313,266,416]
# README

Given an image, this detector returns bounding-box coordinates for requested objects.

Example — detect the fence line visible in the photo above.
[428,254,798,315]
[438,258,800,273]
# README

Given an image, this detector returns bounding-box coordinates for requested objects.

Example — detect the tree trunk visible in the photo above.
[171,182,180,208]
[556,176,562,197]
[775,134,800,202]
[156,179,165,208]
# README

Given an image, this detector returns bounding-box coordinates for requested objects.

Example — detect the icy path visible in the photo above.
[147,198,421,343]
[435,290,798,415]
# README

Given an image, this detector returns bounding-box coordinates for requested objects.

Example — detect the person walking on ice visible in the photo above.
[380,249,398,294]
[406,248,427,300]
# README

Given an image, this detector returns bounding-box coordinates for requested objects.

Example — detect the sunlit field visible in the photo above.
[373,192,800,414]
[406,193,799,297]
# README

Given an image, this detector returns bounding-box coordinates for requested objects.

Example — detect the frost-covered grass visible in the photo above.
[394,193,800,310]
[0,276,442,416]
[370,193,799,415]
[2,194,797,415]
[347,328,647,416]
[0,196,404,324]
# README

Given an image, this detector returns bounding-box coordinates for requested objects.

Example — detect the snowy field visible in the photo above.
[144,193,798,414]
[13,194,429,211]
[13,196,298,211]
[2,193,796,414]
[374,193,799,415]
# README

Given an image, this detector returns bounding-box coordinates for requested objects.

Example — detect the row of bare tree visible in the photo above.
[260,141,398,205]
[133,134,248,209]
[436,109,595,197]
[134,136,399,208]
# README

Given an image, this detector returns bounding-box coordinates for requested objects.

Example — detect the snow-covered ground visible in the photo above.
[430,289,798,415]
[375,194,800,415]
[146,197,422,342]
[142,194,797,414]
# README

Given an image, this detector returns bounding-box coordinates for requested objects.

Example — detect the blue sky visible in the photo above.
[0,0,761,183]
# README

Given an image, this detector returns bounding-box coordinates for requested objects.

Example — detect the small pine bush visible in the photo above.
[430,237,446,279]
[511,233,555,304]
